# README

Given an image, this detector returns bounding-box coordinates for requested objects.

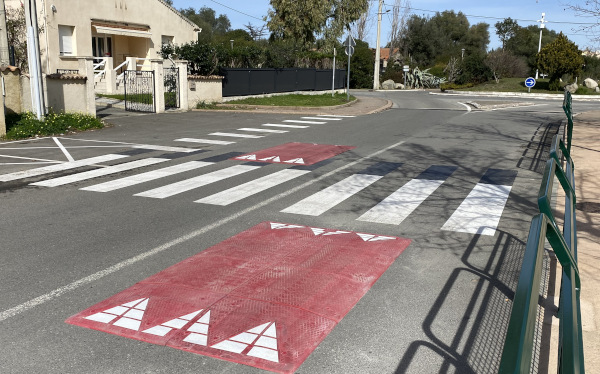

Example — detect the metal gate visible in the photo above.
[124,70,155,112]
[164,67,180,109]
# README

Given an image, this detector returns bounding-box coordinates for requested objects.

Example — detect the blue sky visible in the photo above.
[170,0,598,51]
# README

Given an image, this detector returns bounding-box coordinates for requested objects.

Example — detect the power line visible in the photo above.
[383,2,598,26]
[208,0,264,22]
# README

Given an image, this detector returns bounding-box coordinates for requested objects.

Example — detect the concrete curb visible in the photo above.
[189,96,392,116]
[432,90,600,101]
[210,98,357,112]
[366,99,394,114]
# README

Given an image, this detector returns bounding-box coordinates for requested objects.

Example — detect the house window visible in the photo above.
[58,25,75,56]
[161,35,174,46]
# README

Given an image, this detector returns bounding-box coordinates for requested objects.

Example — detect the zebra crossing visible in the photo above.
[0,151,518,236]
[174,114,353,147]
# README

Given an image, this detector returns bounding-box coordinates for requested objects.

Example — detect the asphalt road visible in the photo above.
[0,91,574,373]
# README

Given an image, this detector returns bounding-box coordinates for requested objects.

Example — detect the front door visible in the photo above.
[92,36,112,58]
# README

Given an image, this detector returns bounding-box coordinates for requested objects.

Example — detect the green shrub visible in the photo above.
[3,112,104,140]
[428,63,446,78]
[440,82,475,91]
[381,64,405,84]
[574,86,599,95]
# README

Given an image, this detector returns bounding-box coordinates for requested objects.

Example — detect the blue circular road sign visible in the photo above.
[525,77,536,88]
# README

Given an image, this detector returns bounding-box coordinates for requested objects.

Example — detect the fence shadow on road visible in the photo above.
[318,112,562,373]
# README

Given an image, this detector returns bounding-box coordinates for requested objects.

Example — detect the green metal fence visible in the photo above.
[498,91,584,374]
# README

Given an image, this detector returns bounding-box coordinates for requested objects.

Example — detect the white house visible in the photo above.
[7,0,199,74]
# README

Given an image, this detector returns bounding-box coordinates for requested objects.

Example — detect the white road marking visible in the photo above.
[301,117,342,121]
[31,158,168,187]
[52,137,75,162]
[134,165,260,199]
[457,102,472,112]
[262,123,309,129]
[0,154,128,182]
[0,162,62,165]
[131,145,197,153]
[54,137,197,152]
[0,141,404,322]
[0,154,62,163]
[357,179,446,225]
[175,138,235,145]
[81,161,214,192]
[282,174,383,216]
[283,120,326,125]
[196,169,311,205]
[317,114,356,118]
[208,132,264,139]
[441,183,512,236]
[237,128,288,133]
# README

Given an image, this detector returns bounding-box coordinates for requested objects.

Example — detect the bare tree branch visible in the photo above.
[567,1,600,47]
[352,1,372,41]
[389,0,411,55]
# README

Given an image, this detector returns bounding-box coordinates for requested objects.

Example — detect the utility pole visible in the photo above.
[535,12,546,80]
[0,0,10,65]
[24,0,45,120]
[373,0,383,90]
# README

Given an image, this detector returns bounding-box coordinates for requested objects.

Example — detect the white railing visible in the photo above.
[114,60,130,80]
[136,58,152,71]
[93,57,107,81]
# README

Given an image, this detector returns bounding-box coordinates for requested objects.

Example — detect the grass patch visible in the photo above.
[224,93,355,107]
[3,112,104,140]
[196,101,219,109]
[97,93,125,100]
[450,77,600,95]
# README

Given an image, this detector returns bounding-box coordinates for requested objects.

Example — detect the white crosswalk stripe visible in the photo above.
[175,138,235,145]
[0,154,128,182]
[281,174,383,216]
[237,128,288,133]
[262,123,309,129]
[441,183,513,236]
[283,120,326,125]
[11,153,514,235]
[30,158,169,187]
[80,161,214,192]
[301,117,342,121]
[208,132,264,139]
[317,114,356,118]
[196,169,311,206]
[357,179,445,225]
[134,165,261,199]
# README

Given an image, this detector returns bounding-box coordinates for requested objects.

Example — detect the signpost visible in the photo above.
[525,77,536,93]
[344,35,356,101]
[332,48,336,97]
[403,65,410,89]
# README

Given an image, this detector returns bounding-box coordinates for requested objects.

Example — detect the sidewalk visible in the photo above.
[204,95,393,116]
[96,94,393,117]
[570,110,600,370]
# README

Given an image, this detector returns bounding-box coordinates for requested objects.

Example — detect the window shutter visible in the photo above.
[59,26,73,55]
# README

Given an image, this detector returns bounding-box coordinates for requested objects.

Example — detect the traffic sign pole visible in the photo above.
[347,45,351,101]
[525,77,536,93]
[343,35,355,102]
[332,48,336,97]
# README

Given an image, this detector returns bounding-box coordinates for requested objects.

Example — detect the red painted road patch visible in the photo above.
[66,222,411,373]
[231,142,355,165]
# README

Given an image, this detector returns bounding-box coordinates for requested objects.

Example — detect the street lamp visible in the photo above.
[461,48,465,61]
[230,40,234,50]
[535,13,547,80]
